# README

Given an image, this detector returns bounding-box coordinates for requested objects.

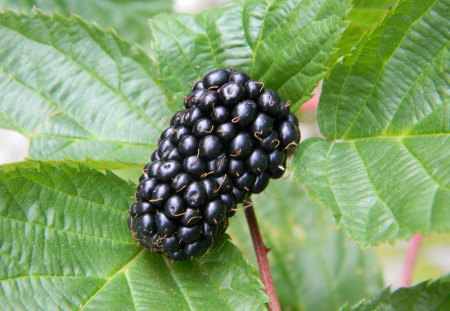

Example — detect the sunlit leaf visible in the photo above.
[0,161,268,310]
[294,0,450,246]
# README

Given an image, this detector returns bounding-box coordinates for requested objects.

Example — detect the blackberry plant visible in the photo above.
[0,0,448,310]
[129,68,300,260]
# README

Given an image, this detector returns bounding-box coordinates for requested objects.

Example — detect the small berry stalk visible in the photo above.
[128,68,300,260]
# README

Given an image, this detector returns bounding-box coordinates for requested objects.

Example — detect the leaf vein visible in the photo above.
[162,257,195,310]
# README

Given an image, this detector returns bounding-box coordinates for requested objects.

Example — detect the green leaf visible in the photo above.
[294,0,450,246]
[0,158,143,183]
[0,158,141,171]
[149,0,352,112]
[228,179,383,311]
[0,1,351,163]
[339,276,450,311]
[0,9,172,163]
[0,161,268,310]
[0,0,173,47]
[333,0,399,62]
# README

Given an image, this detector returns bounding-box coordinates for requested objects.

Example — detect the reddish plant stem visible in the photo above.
[401,234,423,287]
[245,201,281,311]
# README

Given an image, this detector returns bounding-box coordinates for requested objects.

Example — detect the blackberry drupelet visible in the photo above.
[128,68,300,260]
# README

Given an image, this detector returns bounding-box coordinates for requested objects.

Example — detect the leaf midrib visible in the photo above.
[0,274,89,283]
[79,248,144,310]
[32,133,156,148]
[3,172,130,214]
[162,257,197,311]
[0,214,134,245]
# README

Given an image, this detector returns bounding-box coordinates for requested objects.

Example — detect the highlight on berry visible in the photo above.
[128,68,300,261]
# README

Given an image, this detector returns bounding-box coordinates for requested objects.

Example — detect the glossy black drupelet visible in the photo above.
[128,68,300,261]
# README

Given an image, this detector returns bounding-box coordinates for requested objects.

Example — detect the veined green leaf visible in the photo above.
[0,0,352,163]
[0,161,267,310]
[294,0,450,246]
[333,0,399,62]
[229,179,383,311]
[0,158,142,171]
[339,276,450,311]
[0,0,173,47]
[149,0,352,111]
[0,9,172,163]
[0,158,143,183]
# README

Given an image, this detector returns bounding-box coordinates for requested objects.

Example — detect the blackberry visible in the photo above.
[180,208,202,226]
[219,82,245,105]
[183,156,206,177]
[184,181,206,207]
[234,171,256,191]
[164,195,185,218]
[213,174,232,193]
[252,113,274,139]
[177,225,202,244]
[178,135,199,155]
[169,126,190,144]
[232,100,257,127]
[215,122,237,142]
[206,153,228,177]
[259,130,279,151]
[211,105,230,124]
[201,178,219,200]
[157,161,181,181]
[229,71,250,84]
[136,178,158,201]
[203,69,231,89]
[128,68,300,260]
[230,132,254,158]
[198,135,223,160]
[151,184,171,207]
[228,158,246,178]
[192,118,214,137]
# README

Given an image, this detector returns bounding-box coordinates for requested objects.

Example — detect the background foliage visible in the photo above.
[0,0,172,47]
[0,0,448,310]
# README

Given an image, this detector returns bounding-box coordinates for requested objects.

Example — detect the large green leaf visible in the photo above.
[339,276,450,311]
[0,0,352,163]
[0,9,172,163]
[228,179,383,311]
[0,161,268,310]
[149,0,352,111]
[332,0,399,62]
[294,0,450,246]
[0,0,173,47]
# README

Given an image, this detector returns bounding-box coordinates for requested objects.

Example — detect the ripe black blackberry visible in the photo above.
[128,68,300,261]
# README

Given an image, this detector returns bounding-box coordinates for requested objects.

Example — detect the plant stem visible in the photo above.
[401,234,423,287]
[244,200,281,311]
